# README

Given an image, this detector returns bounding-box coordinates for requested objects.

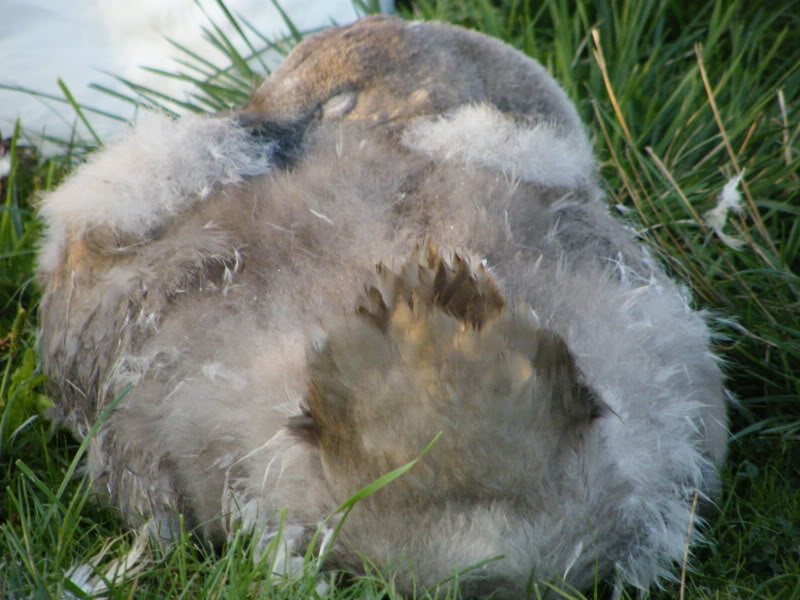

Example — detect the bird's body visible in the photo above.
[38,16,727,597]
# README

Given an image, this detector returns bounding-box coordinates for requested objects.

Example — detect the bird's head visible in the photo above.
[245,16,582,132]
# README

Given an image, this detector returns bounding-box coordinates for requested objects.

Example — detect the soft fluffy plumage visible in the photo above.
[37,15,728,598]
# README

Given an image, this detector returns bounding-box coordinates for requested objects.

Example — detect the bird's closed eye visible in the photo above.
[320,91,358,119]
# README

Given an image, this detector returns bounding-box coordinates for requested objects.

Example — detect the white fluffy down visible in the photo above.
[38,113,270,274]
[403,104,596,188]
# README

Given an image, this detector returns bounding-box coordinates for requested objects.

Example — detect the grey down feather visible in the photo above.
[37,15,728,598]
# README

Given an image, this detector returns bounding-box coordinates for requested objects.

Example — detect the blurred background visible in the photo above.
[0,0,393,148]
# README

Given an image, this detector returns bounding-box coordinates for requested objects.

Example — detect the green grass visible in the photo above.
[1,0,798,597]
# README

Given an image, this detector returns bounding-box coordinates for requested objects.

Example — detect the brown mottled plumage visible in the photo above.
[247,16,581,128]
[291,246,604,492]
[38,15,728,598]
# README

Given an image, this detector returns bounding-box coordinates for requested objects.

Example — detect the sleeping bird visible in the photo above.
[37,15,728,598]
